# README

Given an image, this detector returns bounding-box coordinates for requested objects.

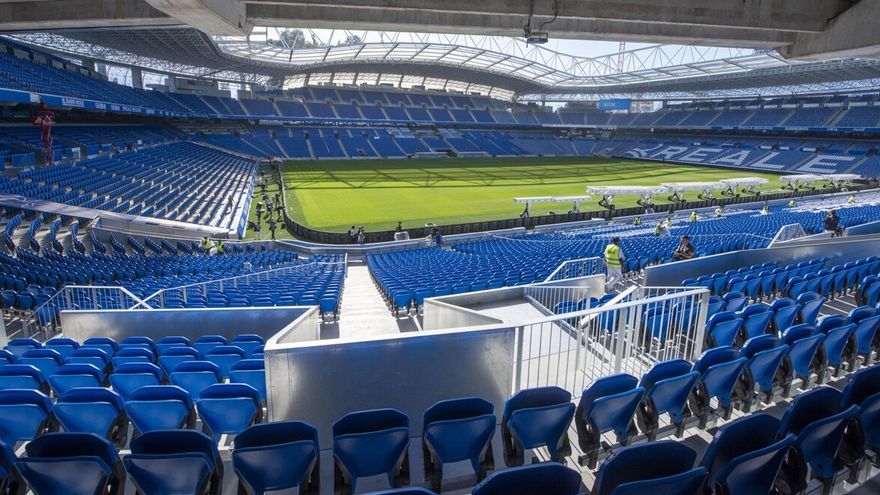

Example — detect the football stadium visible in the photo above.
[4,0,880,493]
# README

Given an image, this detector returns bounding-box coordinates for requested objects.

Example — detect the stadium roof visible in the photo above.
[9,27,880,100]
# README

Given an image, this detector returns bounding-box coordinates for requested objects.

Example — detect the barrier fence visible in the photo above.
[768,223,808,246]
[515,286,709,398]
[544,256,605,282]
[23,286,146,339]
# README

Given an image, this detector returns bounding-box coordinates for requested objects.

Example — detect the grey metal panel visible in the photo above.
[265,326,517,448]
[61,306,310,342]
[644,236,880,286]
[846,220,880,237]
[422,299,505,331]
[267,306,321,345]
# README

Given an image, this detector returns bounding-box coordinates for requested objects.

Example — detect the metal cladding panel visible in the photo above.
[60,306,310,342]
[266,326,517,448]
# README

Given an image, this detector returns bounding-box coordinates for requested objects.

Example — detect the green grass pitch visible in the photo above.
[249,157,783,237]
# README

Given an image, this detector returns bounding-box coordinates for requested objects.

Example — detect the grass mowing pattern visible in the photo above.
[252,157,782,236]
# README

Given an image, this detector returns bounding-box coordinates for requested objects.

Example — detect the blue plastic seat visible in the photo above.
[421,397,495,490]
[156,336,192,355]
[43,338,80,360]
[193,335,228,357]
[742,310,773,340]
[799,296,825,326]
[501,386,574,466]
[636,359,699,440]
[781,324,827,386]
[841,365,880,465]
[701,413,795,495]
[690,346,747,427]
[818,314,848,333]
[108,362,163,401]
[82,337,118,359]
[110,347,154,368]
[233,421,320,495]
[707,317,743,348]
[0,389,54,444]
[124,385,195,435]
[823,323,857,378]
[853,314,880,362]
[17,432,123,495]
[772,304,800,334]
[54,387,128,446]
[124,430,222,495]
[778,386,863,492]
[0,364,46,393]
[849,305,877,325]
[66,347,111,373]
[19,348,64,378]
[119,336,156,353]
[169,360,222,399]
[740,335,791,409]
[592,441,707,495]
[47,363,104,395]
[229,359,266,404]
[157,346,201,375]
[472,462,583,495]
[4,338,41,359]
[196,383,262,441]
[332,408,410,494]
[205,345,245,379]
[575,373,644,468]
[230,335,264,358]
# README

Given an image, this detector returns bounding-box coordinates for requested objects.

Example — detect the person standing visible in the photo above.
[268,219,277,240]
[824,209,842,237]
[848,194,856,204]
[434,228,442,247]
[761,203,769,215]
[715,205,724,217]
[789,199,796,207]
[633,217,641,226]
[254,222,262,240]
[347,226,355,243]
[690,210,697,222]
[604,236,624,292]
[357,227,365,245]
[395,221,403,233]
[216,240,225,255]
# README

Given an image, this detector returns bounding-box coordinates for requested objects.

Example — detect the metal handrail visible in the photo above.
[545,256,605,282]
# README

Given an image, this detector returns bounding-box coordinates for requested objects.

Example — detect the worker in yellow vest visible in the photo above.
[604,236,624,291]
[848,194,856,204]
[634,217,641,226]
[789,199,796,207]
[690,211,697,222]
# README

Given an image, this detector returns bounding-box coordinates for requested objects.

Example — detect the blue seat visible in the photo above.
[592,441,707,495]
[54,388,128,446]
[742,310,773,340]
[818,314,848,333]
[194,335,228,357]
[47,363,104,395]
[156,336,192,355]
[0,389,54,444]
[778,386,863,492]
[124,385,195,435]
[108,362,163,401]
[781,324,827,386]
[82,337,118,359]
[169,360,222,399]
[823,323,857,378]
[472,463,583,495]
[798,296,825,326]
[66,347,111,373]
[233,421,320,495]
[575,373,644,468]
[110,347,154,369]
[849,305,877,325]
[124,430,222,495]
[365,489,437,495]
[636,359,699,440]
[332,408,410,494]
[853,314,880,362]
[701,413,795,495]
[841,365,880,466]
[421,397,495,490]
[231,335,264,358]
[19,349,64,378]
[17,432,123,495]
[157,347,201,375]
[119,336,156,353]
[229,359,266,404]
[196,383,262,441]
[708,317,743,348]
[772,304,800,334]
[204,345,245,379]
[740,335,791,409]
[43,338,80,360]
[0,349,14,366]
[4,338,41,359]
[501,386,574,466]
[0,364,46,393]
[690,346,747,427]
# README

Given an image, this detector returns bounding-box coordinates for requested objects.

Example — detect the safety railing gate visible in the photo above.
[21,286,147,339]
[769,223,808,246]
[544,256,605,282]
[514,286,710,398]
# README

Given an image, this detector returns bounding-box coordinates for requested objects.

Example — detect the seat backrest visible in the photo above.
[714,434,795,495]
[842,365,880,407]
[779,386,845,436]
[593,441,698,495]
[502,386,571,423]
[701,413,781,485]
[472,462,582,495]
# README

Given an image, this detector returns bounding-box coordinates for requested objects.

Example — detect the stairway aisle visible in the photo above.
[335,261,416,338]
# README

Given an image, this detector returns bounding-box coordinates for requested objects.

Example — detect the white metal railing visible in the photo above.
[544,256,605,282]
[136,260,343,309]
[523,284,596,316]
[769,223,808,246]
[514,286,709,398]
[24,285,147,338]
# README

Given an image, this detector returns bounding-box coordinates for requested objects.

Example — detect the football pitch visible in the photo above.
[256,157,783,235]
